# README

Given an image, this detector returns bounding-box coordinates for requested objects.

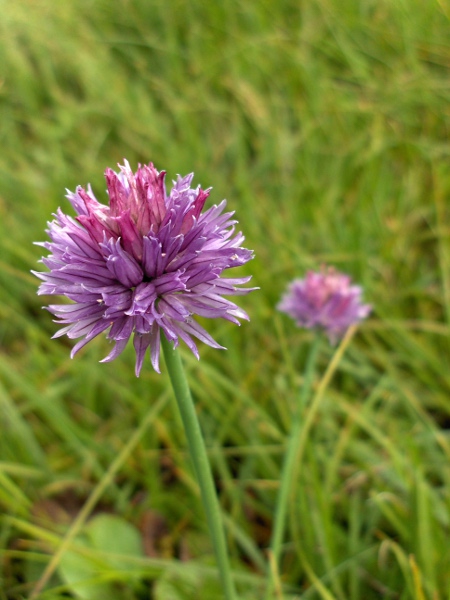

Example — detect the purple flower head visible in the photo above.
[277,267,371,343]
[34,161,255,375]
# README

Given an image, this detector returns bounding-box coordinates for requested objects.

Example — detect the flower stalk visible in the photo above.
[265,334,321,599]
[161,336,238,600]
[266,324,360,598]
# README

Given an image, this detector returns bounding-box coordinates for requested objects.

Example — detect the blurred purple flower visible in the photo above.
[34,161,255,375]
[277,267,371,343]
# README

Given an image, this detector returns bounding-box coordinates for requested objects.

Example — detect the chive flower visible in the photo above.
[34,161,255,375]
[278,267,371,343]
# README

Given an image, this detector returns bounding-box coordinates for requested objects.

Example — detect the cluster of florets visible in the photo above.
[34,161,255,375]
[277,267,371,343]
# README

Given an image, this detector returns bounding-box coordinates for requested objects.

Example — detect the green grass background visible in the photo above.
[1,0,450,598]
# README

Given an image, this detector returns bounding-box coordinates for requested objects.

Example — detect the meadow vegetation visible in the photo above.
[1,0,450,598]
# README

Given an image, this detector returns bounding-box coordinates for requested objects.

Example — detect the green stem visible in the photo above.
[265,334,321,599]
[266,326,358,598]
[161,336,238,600]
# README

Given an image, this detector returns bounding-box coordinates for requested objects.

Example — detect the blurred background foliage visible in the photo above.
[1,0,450,598]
